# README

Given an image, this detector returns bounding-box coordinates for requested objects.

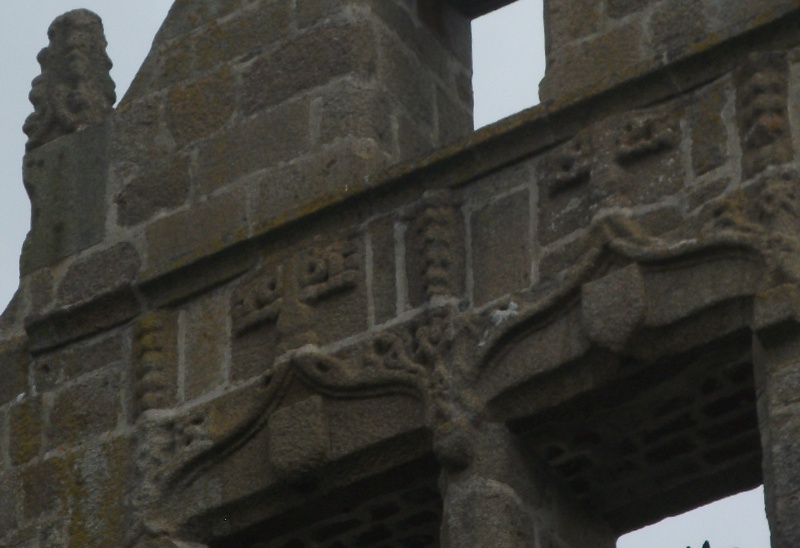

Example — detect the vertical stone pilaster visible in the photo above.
[435,420,616,548]
[753,284,800,547]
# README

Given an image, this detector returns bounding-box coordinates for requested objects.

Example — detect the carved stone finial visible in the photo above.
[23,9,116,151]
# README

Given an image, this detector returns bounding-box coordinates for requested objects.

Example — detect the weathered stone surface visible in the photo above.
[241,21,377,115]
[115,155,191,227]
[735,52,792,179]
[691,80,730,176]
[9,396,43,465]
[21,123,110,275]
[471,191,531,305]
[183,292,227,400]
[0,338,28,407]
[145,187,248,273]
[25,289,140,354]
[166,67,235,147]
[581,264,646,352]
[197,98,311,195]
[369,215,399,325]
[23,9,115,151]
[46,368,121,451]
[442,478,535,547]
[649,0,709,55]
[34,332,124,393]
[268,396,328,481]
[58,243,140,306]
[0,472,20,536]
[251,138,391,231]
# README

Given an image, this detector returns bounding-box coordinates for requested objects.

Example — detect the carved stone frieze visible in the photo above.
[735,51,791,178]
[614,112,679,165]
[231,236,361,354]
[23,9,116,151]
[549,132,593,195]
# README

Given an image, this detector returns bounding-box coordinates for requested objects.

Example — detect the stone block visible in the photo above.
[437,86,473,146]
[183,291,228,400]
[544,0,603,54]
[397,112,436,162]
[252,138,390,232]
[192,1,292,72]
[327,395,422,459]
[691,80,730,176]
[57,243,141,307]
[581,264,646,352]
[20,451,75,520]
[471,192,532,306]
[241,21,377,115]
[116,155,191,227]
[25,289,140,354]
[34,332,124,393]
[0,471,20,536]
[316,79,394,153]
[0,338,28,407]
[540,20,644,100]
[231,320,280,384]
[369,216,398,325]
[9,396,43,465]
[648,0,709,56]
[197,98,311,195]
[65,436,131,546]
[268,395,328,481]
[153,0,256,42]
[145,187,248,274]
[46,368,121,451]
[166,67,236,147]
[20,123,109,275]
[378,30,436,129]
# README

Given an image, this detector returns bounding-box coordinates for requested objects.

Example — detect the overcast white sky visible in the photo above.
[0,1,770,546]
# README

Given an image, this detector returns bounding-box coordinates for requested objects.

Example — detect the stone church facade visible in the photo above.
[1,0,799,546]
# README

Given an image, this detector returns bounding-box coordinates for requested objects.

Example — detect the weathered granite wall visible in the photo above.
[2,1,800,547]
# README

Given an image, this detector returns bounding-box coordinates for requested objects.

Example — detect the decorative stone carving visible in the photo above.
[418,191,461,300]
[232,242,361,338]
[232,238,360,348]
[23,9,115,151]
[735,51,791,178]
[133,312,178,418]
[615,112,679,164]
[549,132,593,195]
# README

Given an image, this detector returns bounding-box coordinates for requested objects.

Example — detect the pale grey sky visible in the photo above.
[0,2,769,546]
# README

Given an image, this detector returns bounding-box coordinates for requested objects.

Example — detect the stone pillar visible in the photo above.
[753,285,800,547]
[435,420,616,548]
